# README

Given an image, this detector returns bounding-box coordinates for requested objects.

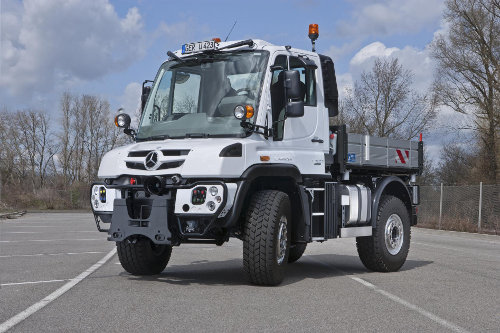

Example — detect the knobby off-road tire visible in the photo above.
[243,190,291,286]
[117,237,172,275]
[288,243,307,263]
[356,195,411,272]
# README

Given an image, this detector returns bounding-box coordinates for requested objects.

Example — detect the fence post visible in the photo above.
[478,182,483,233]
[439,183,443,230]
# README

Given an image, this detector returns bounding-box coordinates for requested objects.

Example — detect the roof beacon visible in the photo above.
[308,24,319,52]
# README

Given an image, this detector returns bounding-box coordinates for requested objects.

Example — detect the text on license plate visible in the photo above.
[182,40,219,54]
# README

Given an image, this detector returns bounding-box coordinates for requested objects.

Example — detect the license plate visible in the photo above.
[182,40,219,54]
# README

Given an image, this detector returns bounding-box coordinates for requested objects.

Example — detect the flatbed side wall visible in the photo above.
[346,133,419,170]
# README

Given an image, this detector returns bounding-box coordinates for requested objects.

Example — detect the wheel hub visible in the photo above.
[385,214,404,255]
[277,216,288,264]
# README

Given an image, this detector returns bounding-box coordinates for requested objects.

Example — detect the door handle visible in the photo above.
[311,137,324,143]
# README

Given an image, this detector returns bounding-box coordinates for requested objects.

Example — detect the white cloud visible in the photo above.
[0,0,146,97]
[348,41,434,93]
[337,0,445,38]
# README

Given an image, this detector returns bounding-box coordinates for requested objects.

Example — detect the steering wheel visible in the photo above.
[235,88,255,99]
[235,88,252,95]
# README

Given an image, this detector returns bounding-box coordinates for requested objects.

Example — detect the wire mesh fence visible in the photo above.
[419,184,500,235]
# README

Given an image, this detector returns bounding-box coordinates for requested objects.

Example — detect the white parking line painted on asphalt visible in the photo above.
[1,279,69,287]
[4,231,96,234]
[349,276,470,333]
[0,251,105,258]
[309,258,470,333]
[0,226,76,228]
[0,248,116,333]
[0,238,103,243]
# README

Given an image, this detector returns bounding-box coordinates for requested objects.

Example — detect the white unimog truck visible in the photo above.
[91,25,423,285]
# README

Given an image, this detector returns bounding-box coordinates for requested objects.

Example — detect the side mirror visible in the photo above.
[141,86,151,113]
[283,70,302,99]
[283,70,304,118]
[141,80,154,113]
[286,100,304,118]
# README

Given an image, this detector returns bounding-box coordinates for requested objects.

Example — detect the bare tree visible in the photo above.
[435,143,479,185]
[431,0,500,183]
[341,57,437,140]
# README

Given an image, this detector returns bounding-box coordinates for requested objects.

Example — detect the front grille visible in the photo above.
[128,150,190,157]
[126,160,185,170]
[128,151,149,157]
[162,150,190,156]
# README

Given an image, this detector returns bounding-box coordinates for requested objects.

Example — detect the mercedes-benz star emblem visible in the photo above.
[144,151,160,170]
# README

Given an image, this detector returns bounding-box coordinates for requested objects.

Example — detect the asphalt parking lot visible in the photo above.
[0,212,499,332]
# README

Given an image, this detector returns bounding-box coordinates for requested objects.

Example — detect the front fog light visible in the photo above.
[209,186,218,196]
[207,201,216,211]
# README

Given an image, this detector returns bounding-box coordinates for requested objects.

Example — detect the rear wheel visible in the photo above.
[356,196,411,272]
[243,190,291,286]
[117,237,172,275]
[288,243,307,263]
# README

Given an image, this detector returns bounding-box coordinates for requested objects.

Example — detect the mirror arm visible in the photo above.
[123,128,136,140]
[240,121,273,140]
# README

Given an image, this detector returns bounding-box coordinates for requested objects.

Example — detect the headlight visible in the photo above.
[206,201,216,211]
[209,186,218,196]
[234,105,245,119]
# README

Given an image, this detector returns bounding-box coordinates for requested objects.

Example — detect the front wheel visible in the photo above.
[243,190,291,286]
[356,196,411,272]
[117,237,172,275]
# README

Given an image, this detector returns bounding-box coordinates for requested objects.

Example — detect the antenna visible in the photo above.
[224,20,237,42]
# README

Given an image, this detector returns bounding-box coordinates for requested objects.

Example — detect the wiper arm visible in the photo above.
[150,135,170,141]
[185,133,208,138]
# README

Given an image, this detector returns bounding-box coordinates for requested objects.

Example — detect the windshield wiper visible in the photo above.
[149,135,170,141]
[185,133,208,138]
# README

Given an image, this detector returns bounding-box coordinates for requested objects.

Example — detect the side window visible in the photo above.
[289,56,316,106]
[270,55,288,141]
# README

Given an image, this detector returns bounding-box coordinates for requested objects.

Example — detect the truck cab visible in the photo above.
[91,30,422,285]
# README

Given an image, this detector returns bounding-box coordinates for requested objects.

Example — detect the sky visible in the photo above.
[0,0,467,160]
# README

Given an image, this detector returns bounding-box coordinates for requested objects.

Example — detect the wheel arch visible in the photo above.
[371,176,411,227]
[223,164,305,240]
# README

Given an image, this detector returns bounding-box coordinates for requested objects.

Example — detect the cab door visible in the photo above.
[266,51,329,174]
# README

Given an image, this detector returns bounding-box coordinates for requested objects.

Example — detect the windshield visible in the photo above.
[137,50,269,140]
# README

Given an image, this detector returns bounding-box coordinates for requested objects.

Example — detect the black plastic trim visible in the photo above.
[241,163,302,182]
[219,143,242,157]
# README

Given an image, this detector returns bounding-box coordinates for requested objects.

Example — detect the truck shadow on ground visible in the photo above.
[123,254,432,287]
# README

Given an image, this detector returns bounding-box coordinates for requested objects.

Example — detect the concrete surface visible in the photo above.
[0,213,498,332]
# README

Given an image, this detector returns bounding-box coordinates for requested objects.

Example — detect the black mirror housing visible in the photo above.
[141,86,151,112]
[286,100,304,118]
[283,70,302,99]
